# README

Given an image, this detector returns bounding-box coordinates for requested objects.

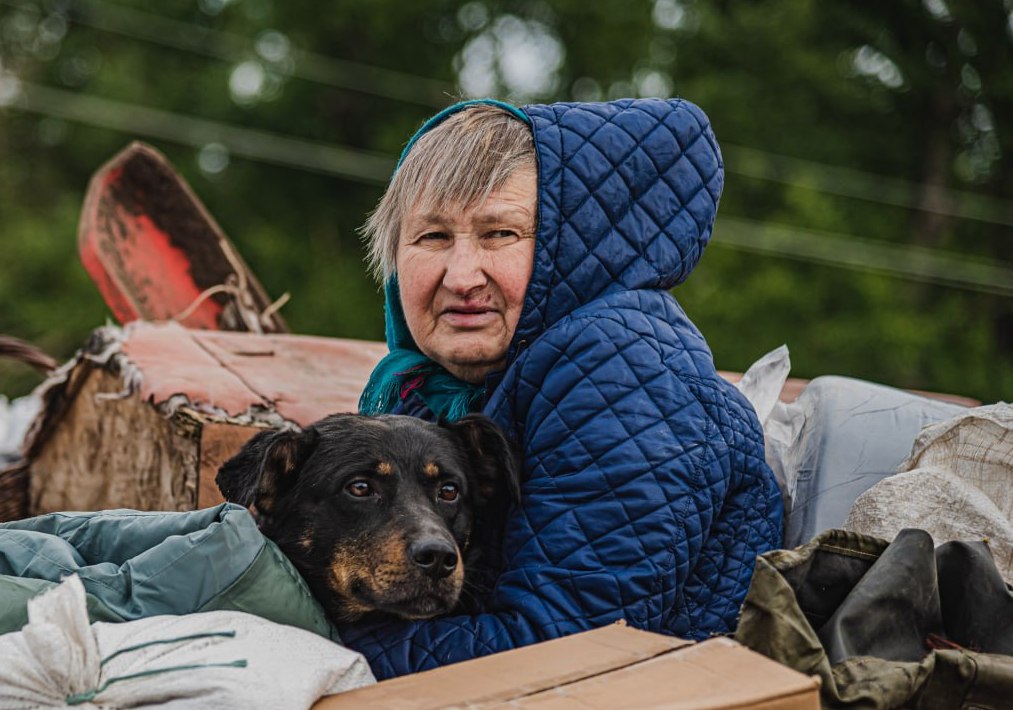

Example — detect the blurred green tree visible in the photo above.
[0,0,1009,402]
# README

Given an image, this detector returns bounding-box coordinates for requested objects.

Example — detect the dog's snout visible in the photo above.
[408,537,458,579]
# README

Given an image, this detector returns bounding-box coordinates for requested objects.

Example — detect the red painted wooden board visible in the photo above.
[78,142,288,334]
[120,321,388,424]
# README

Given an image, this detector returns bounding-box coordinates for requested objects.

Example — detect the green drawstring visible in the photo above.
[99,631,237,666]
[65,661,247,705]
[65,630,246,706]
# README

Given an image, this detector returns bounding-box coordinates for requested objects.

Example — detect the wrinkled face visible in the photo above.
[396,168,537,383]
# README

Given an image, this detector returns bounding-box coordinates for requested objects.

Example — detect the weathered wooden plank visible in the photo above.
[29,368,200,513]
[198,421,262,508]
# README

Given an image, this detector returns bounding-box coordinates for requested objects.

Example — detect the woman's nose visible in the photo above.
[442,238,487,294]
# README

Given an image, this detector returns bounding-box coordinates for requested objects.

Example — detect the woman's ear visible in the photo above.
[445,414,522,507]
[215,426,319,513]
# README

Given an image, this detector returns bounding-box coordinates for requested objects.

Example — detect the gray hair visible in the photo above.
[362,104,537,282]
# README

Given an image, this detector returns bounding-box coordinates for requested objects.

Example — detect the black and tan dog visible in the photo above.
[216,413,520,622]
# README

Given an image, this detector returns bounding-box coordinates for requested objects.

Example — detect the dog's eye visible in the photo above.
[345,480,374,498]
[438,482,460,502]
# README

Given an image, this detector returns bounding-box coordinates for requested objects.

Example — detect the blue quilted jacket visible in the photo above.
[342,98,783,678]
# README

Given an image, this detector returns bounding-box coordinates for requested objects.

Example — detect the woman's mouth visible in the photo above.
[440,305,497,328]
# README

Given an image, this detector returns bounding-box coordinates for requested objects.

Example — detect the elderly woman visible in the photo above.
[345,98,783,678]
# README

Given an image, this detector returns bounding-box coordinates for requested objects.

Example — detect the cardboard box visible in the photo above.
[314,624,820,709]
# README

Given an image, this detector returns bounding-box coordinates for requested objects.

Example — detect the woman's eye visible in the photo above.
[345,480,374,498]
[418,231,450,243]
[486,229,519,241]
[437,482,460,502]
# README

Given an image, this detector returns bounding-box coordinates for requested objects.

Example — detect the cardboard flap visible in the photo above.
[500,636,820,710]
[316,624,692,709]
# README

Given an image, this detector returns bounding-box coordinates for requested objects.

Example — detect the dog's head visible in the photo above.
[215,413,520,621]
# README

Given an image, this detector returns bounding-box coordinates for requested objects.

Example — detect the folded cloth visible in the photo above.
[0,504,338,640]
[844,403,1013,582]
[0,575,374,709]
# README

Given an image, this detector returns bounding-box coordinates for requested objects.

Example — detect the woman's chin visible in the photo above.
[421,333,509,382]
[433,349,507,383]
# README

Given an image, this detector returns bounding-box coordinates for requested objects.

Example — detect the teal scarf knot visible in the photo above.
[357,277,484,421]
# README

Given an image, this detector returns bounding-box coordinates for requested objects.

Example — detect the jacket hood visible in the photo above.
[514,98,723,344]
[363,98,722,417]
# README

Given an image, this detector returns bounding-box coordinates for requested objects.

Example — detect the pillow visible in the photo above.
[765,376,965,548]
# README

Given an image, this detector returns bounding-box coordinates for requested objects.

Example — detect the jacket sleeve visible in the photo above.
[339,312,780,679]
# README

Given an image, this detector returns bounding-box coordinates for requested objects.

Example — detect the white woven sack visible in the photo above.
[844,403,1013,582]
[0,575,375,709]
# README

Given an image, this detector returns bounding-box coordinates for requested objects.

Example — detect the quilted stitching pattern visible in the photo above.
[340,99,782,680]
[516,99,723,345]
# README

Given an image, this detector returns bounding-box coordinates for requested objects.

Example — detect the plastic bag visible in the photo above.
[733,345,793,510]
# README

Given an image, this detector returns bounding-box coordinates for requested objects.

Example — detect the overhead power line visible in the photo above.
[5,0,1012,228]
[3,81,1010,296]
[714,217,1013,297]
[722,145,1013,229]
[11,81,396,183]
[2,0,454,108]
[69,1,1013,225]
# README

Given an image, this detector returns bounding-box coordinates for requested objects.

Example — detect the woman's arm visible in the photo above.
[341,310,781,679]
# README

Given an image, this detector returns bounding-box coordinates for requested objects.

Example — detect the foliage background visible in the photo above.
[1,0,1010,402]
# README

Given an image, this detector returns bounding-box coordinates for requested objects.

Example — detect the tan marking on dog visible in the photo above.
[376,461,394,475]
[327,543,375,619]
[268,435,303,480]
[368,534,409,598]
[423,462,439,478]
[327,527,465,621]
[326,530,407,618]
[277,446,296,474]
[299,528,314,550]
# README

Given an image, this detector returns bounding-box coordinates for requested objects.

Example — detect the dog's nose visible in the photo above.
[408,537,458,579]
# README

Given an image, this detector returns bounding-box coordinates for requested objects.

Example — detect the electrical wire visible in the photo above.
[11,80,395,183]
[4,79,1010,295]
[1,0,455,108]
[713,217,1013,297]
[8,79,1009,297]
[3,0,1012,227]
[721,145,1013,229]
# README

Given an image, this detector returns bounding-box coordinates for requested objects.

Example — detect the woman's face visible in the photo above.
[396,168,537,384]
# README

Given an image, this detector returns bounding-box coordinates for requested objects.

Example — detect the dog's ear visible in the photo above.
[445,414,522,507]
[216,426,319,513]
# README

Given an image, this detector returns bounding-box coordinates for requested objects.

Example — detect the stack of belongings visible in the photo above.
[3,141,390,521]
[0,141,390,707]
[735,357,1012,709]
[5,353,381,705]
[0,315,391,709]
[18,321,385,517]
